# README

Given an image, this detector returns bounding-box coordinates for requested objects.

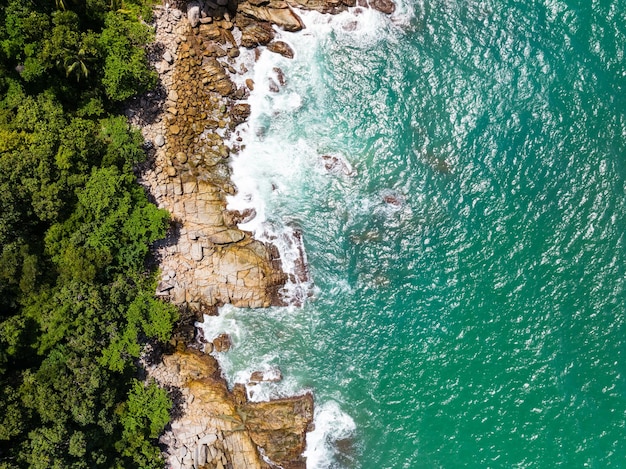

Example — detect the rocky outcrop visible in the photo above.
[149,348,314,469]
[130,0,394,466]
[138,7,287,311]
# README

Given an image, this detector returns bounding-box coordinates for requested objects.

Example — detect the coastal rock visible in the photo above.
[238,18,275,47]
[133,4,321,468]
[231,103,251,125]
[249,368,283,384]
[238,3,305,32]
[207,228,246,245]
[369,0,396,13]
[224,208,256,225]
[212,333,232,352]
[267,40,295,59]
[148,349,314,469]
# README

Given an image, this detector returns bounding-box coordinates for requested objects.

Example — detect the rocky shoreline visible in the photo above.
[129,0,392,467]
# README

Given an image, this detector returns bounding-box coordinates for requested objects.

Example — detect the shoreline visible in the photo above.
[131,1,393,467]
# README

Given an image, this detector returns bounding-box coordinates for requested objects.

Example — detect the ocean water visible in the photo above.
[200,1,626,467]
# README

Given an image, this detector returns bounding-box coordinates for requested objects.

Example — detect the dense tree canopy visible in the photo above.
[0,1,177,467]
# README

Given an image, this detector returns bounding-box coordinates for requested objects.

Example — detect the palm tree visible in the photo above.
[64,48,93,82]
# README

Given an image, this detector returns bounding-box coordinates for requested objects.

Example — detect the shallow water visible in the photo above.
[202,1,626,466]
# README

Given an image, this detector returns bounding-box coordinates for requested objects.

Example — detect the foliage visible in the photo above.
[0,1,176,467]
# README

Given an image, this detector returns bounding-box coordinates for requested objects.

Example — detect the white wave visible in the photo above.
[196,310,241,346]
[211,3,395,466]
[304,401,357,469]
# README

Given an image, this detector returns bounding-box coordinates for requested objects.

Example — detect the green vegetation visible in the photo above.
[0,0,178,467]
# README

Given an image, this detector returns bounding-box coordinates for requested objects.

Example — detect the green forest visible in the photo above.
[0,0,178,467]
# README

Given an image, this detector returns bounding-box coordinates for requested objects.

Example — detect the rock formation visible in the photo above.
[148,348,313,469]
[128,0,393,466]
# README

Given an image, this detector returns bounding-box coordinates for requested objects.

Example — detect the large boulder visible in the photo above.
[237,18,275,47]
[187,1,201,27]
[238,3,305,32]
[267,41,295,59]
[369,0,395,13]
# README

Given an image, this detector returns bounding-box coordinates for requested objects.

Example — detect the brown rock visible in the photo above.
[231,103,252,125]
[198,23,223,40]
[239,19,275,48]
[245,78,255,90]
[224,208,256,225]
[241,393,314,466]
[370,0,395,13]
[239,3,305,32]
[273,67,287,86]
[267,41,295,59]
[213,333,232,352]
[207,228,246,245]
[249,368,283,384]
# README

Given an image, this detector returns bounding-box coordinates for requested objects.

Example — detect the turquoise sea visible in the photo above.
[201,1,626,467]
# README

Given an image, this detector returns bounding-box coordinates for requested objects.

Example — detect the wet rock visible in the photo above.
[268,78,280,93]
[238,19,275,48]
[224,208,256,225]
[213,333,232,352]
[249,368,283,384]
[231,103,251,125]
[369,0,395,13]
[245,78,255,90]
[382,190,404,208]
[267,41,295,59]
[273,67,286,86]
[321,154,356,176]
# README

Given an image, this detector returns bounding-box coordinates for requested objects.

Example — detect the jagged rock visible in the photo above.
[157,281,175,293]
[230,103,251,125]
[268,78,279,93]
[238,19,275,47]
[267,41,295,58]
[224,208,256,225]
[150,349,314,469]
[369,0,395,13]
[213,333,232,352]
[135,6,318,469]
[199,23,223,40]
[238,3,305,32]
[249,368,283,384]
[273,67,286,86]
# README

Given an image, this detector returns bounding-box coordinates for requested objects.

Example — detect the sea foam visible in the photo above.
[209,5,396,468]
